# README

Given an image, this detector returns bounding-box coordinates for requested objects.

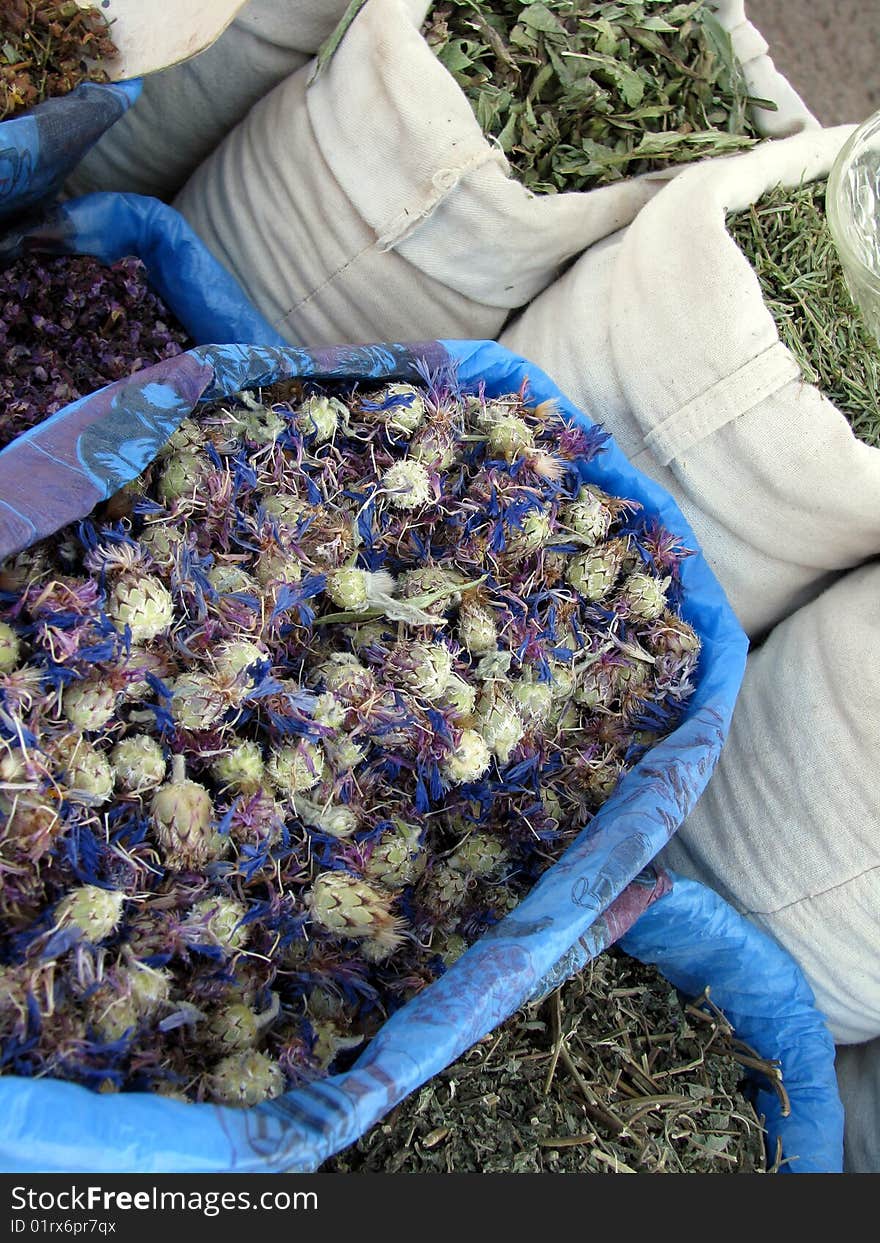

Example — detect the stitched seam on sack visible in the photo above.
[376,148,508,252]
[275,237,378,323]
[743,862,880,918]
[643,342,800,465]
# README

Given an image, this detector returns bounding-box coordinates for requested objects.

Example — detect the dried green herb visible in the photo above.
[323,949,771,1173]
[422,1,765,193]
[1,0,118,122]
[728,180,880,448]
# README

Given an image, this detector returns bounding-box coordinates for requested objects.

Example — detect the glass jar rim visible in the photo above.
[826,112,880,289]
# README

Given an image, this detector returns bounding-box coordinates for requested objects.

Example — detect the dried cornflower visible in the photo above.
[0,360,700,1103]
[55,885,125,943]
[206,1049,285,1107]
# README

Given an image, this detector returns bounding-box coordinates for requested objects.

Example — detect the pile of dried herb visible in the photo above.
[1,1,118,121]
[0,368,701,1104]
[324,948,773,1173]
[422,1,762,194]
[0,252,193,451]
[727,180,880,448]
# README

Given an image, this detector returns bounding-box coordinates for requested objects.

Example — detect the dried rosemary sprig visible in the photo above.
[422,1,763,194]
[1,0,118,121]
[323,948,769,1173]
[727,179,880,448]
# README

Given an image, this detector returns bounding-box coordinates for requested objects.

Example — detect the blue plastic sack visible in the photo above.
[620,874,845,1174]
[0,80,141,222]
[0,337,759,1172]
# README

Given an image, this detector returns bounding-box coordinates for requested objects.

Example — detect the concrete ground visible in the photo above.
[745,0,879,126]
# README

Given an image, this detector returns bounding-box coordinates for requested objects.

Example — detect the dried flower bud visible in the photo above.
[421,862,471,915]
[163,419,202,455]
[507,509,552,553]
[315,654,376,704]
[311,692,347,731]
[307,873,406,954]
[566,539,627,602]
[440,673,477,718]
[138,524,184,570]
[207,1003,260,1053]
[56,885,124,942]
[207,1050,285,1107]
[433,930,468,967]
[364,822,426,889]
[617,572,670,621]
[487,415,535,461]
[324,567,394,612]
[380,383,427,433]
[157,451,209,504]
[151,755,220,870]
[475,691,524,765]
[296,394,346,442]
[382,460,432,509]
[562,486,616,545]
[509,679,553,725]
[448,831,508,878]
[62,678,118,731]
[292,795,359,839]
[214,639,266,682]
[169,673,226,731]
[458,600,497,655]
[261,493,306,529]
[0,621,20,673]
[442,728,491,785]
[254,546,303,587]
[398,566,464,618]
[266,741,325,796]
[108,574,173,643]
[207,563,259,596]
[648,611,701,658]
[390,641,454,700]
[185,896,249,952]
[211,741,265,793]
[58,737,114,806]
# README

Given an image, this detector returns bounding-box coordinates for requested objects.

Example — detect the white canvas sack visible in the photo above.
[835,1039,880,1173]
[659,562,880,1046]
[66,1,353,201]
[170,0,813,350]
[502,125,880,639]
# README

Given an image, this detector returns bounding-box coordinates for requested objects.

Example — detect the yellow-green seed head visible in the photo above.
[487,415,535,462]
[382,460,432,509]
[509,679,553,725]
[296,394,346,442]
[60,739,114,806]
[108,574,174,644]
[562,486,616,545]
[112,735,166,793]
[440,673,477,718]
[566,540,627,602]
[618,572,670,621]
[266,740,324,796]
[151,756,221,870]
[442,728,491,785]
[186,896,249,952]
[207,1050,285,1107]
[448,831,508,878]
[0,621,20,673]
[157,451,210,504]
[364,822,426,889]
[476,692,524,765]
[458,601,497,655]
[211,741,265,793]
[169,673,226,731]
[308,873,405,953]
[62,679,118,731]
[56,885,124,942]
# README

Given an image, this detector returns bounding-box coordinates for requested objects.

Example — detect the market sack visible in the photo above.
[65,0,355,202]
[0,80,140,222]
[660,562,880,1046]
[835,1038,880,1173]
[171,0,814,350]
[502,125,880,638]
[0,338,750,1170]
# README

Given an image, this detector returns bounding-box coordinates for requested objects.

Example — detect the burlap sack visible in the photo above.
[660,562,880,1045]
[170,0,812,350]
[65,1,352,201]
[502,125,880,638]
[835,1039,880,1173]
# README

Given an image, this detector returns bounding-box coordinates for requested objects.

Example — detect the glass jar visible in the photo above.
[826,111,880,349]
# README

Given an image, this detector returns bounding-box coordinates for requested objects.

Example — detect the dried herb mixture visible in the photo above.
[324,948,773,1173]
[422,1,763,194]
[0,252,193,451]
[0,369,701,1104]
[728,179,880,448]
[1,1,118,121]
